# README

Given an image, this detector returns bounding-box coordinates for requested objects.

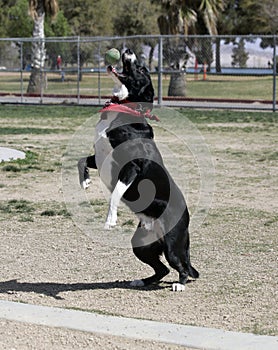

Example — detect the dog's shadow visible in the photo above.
[0,279,173,300]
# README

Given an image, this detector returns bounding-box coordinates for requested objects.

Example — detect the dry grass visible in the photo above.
[0,106,277,348]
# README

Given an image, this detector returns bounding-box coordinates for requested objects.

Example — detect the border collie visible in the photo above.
[108,48,154,112]
[78,49,199,291]
[78,49,155,190]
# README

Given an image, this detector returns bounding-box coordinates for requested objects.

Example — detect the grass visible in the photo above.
[0,127,69,135]
[243,324,277,336]
[0,199,35,214]
[264,215,278,227]
[40,209,71,217]
[185,75,275,100]
[122,219,135,226]
[0,71,276,101]
[174,108,278,124]
[1,151,40,172]
[90,199,107,206]
[0,105,277,336]
[0,199,71,220]
[0,104,98,120]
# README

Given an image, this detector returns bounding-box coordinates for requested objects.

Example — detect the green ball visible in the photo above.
[105,48,121,65]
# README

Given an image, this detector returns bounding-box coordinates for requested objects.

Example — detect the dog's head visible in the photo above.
[122,49,137,74]
[120,48,154,108]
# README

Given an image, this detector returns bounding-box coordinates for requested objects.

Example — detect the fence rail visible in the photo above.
[0,35,277,111]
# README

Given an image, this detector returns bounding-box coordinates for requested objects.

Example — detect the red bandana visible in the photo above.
[99,103,160,122]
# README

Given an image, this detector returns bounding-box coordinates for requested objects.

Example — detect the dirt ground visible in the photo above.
[0,106,277,349]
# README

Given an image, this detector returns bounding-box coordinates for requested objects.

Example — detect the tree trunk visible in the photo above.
[168,72,186,96]
[148,45,155,71]
[27,4,46,94]
[215,37,221,73]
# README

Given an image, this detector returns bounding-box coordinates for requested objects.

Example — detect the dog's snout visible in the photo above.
[122,49,137,64]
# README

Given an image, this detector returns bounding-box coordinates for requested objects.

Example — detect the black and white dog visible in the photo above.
[109,48,154,111]
[78,49,199,291]
[78,48,155,190]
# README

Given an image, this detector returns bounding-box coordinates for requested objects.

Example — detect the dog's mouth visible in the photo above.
[123,60,132,72]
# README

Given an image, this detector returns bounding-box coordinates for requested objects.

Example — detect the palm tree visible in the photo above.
[153,0,224,96]
[27,0,59,94]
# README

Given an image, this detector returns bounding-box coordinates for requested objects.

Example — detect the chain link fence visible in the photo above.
[0,35,277,110]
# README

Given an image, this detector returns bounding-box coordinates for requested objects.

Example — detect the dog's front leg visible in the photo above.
[78,155,97,189]
[107,66,129,101]
[104,180,132,230]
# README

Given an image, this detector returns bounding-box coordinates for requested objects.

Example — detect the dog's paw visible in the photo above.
[104,222,116,230]
[130,279,144,287]
[172,283,186,292]
[81,178,91,190]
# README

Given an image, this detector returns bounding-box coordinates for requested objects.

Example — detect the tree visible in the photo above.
[113,0,160,69]
[259,0,278,49]
[44,10,71,69]
[58,0,114,36]
[4,0,33,69]
[231,37,249,67]
[113,0,159,36]
[58,0,116,78]
[260,0,278,34]
[217,1,277,69]
[27,0,59,94]
[219,0,262,35]
[3,0,69,71]
[0,1,16,37]
[152,0,224,96]
[0,1,26,65]
[7,0,33,38]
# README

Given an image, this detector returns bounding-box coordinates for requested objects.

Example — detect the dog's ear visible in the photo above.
[124,48,134,57]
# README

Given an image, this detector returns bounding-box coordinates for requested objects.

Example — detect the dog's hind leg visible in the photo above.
[184,247,199,280]
[105,161,140,229]
[130,224,170,287]
[104,180,133,229]
[164,228,199,292]
[165,250,189,292]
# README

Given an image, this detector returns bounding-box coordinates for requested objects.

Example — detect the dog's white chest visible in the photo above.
[94,113,116,188]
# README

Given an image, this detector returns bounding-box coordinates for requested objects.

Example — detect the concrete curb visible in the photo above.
[0,300,277,349]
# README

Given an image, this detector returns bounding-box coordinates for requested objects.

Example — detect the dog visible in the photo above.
[78,49,199,291]
[108,48,154,112]
[78,48,155,190]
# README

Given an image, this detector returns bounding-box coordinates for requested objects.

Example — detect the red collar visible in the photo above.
[99,103,160,122]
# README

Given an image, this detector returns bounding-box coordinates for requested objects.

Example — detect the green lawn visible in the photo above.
[0,71,276,101]
[185,75,275,100]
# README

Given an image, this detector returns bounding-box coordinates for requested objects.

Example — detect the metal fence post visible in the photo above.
[20,41,23,103]
[157,36,163,106]
[77,36,80,104]
[40,38,43,104]
[273,35,277,112]
[98,41,101,105]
